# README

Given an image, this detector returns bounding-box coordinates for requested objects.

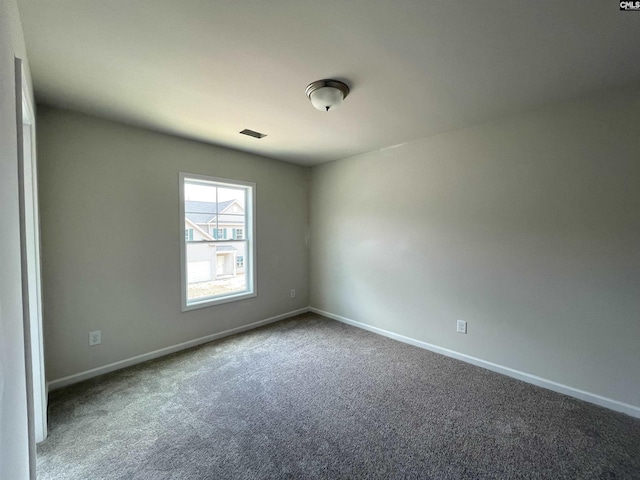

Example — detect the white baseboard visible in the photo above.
[48,307,310,391]
[310,307,640,419]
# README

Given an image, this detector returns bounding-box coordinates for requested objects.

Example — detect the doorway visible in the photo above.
[16,57,47,462]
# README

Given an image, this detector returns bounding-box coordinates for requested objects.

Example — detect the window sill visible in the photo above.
[182,291,257,312]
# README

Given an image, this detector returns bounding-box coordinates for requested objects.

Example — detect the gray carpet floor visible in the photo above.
[38,313,640,479]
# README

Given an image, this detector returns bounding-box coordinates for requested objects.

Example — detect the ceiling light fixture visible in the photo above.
[305,79,350,112]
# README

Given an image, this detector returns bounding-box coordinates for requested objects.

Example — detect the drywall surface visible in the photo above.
[0,1,32,478]
[37,107,309,381]
[310,86,640,408]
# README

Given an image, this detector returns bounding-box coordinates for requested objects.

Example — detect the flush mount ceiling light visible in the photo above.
[305,79,350,112]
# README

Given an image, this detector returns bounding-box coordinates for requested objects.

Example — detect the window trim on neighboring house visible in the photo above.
[179,173,257,311]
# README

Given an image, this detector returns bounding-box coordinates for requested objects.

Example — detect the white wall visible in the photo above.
[37,106,309,382]
[310,86,640,410]
[0,1,32,478]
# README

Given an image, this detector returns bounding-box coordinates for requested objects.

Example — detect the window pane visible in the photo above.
[182,174,254,310]
[186,241,247,301]
[185,182,219,239]
[185,183,246,242]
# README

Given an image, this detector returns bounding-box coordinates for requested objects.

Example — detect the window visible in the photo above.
[180,173,256,310]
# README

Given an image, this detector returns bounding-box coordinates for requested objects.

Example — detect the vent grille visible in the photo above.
[239,129,267,139]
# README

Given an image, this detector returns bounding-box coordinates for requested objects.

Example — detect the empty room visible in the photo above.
[1,1,639,478]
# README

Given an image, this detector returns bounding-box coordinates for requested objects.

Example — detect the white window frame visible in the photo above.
[179,173,256,311]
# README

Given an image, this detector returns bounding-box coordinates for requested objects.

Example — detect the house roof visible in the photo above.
[185,200,237,225]
[186,200,235,215]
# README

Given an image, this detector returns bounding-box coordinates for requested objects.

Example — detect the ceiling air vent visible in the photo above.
[239,129,267,139]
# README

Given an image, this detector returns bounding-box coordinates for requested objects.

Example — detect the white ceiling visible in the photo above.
[17,1,640,166]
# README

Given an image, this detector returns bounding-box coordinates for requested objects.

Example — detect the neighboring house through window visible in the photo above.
[180,173,256,310]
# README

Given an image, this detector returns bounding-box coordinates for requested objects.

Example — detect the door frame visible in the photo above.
[16,56,47,479]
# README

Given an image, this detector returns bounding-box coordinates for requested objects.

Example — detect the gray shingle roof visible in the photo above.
[185,200,237,224]
[185,213,216,224]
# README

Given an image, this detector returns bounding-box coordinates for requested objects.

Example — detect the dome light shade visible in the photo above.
[306,79,350,112]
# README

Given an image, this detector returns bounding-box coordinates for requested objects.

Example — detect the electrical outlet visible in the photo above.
[456,320,467,334]
[89,330,101,346]
[290,289,296,298]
